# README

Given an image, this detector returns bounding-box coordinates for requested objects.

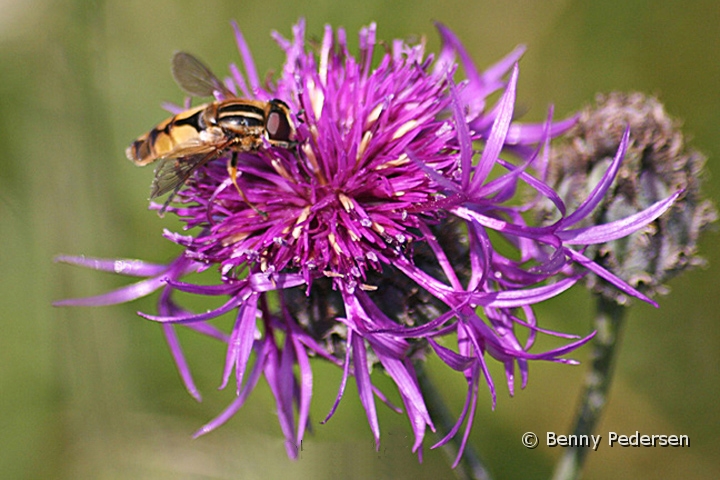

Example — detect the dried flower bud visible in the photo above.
[546,92,717,302]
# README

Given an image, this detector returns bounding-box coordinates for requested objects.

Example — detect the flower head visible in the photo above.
[544,92,717,302]
[56,21,678,464]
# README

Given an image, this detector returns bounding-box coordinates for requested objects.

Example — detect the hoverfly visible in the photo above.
[126,52,297,213]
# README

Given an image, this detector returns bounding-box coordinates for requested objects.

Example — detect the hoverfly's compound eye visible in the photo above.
[266,100,294,142]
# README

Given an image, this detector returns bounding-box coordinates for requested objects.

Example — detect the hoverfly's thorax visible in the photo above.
[216,101,266,134]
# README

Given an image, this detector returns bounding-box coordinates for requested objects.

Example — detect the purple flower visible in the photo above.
[55,20,678,464]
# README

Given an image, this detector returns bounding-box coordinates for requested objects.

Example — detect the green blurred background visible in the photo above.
[1,0,718,479]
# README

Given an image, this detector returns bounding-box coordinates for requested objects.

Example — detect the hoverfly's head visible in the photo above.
[266,99,297,147]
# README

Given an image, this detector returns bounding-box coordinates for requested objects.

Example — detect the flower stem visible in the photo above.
[415,361,492,480]
[551,294,627,480]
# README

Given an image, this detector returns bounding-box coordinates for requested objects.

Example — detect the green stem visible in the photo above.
[551,295,627,480]
[415,361,492,480]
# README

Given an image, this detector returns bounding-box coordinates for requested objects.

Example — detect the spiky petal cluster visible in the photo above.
[56,21,678,464]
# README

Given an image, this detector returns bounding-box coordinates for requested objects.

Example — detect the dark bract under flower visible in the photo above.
[56,20,679,465]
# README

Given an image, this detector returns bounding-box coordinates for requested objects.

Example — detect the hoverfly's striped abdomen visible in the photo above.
[126,104,209,166]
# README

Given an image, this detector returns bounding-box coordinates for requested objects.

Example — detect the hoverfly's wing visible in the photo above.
[150,152,214,200]
[159,137,217,162]
[172,52,235,99]
[150,134,234,199]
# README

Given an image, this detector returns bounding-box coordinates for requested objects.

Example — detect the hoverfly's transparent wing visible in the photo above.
[150,153,213,200]
[172,52,235,99]
[151,152,221,216]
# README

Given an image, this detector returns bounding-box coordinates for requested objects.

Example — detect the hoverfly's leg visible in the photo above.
[295,108,306,123]
[227,152,267,217]
[159,193,175,218]
[158,179,191,217]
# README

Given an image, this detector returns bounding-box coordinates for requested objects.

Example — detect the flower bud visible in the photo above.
[547,92,717,302]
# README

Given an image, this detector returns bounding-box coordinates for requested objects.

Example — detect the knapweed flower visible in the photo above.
[55,20,679,465]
